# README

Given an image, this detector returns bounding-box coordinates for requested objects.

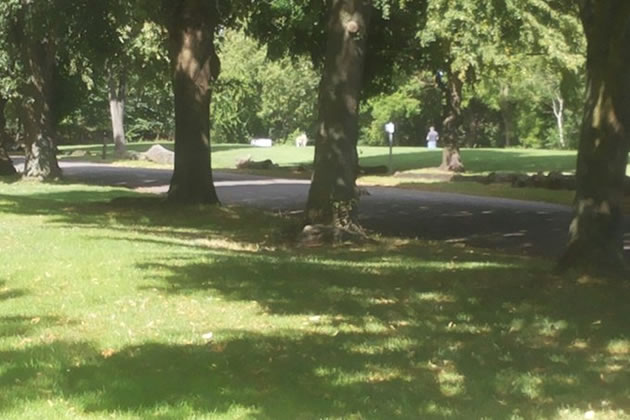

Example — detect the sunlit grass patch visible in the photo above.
[1,181,630,419]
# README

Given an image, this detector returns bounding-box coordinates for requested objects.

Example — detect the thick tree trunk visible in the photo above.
[166,0,220,204]
[19,32,60,179]
[439,71,465,172]
[108,66,127,158]
[0,97,17,176]
[559,2,630,273]
[305,0,371,228]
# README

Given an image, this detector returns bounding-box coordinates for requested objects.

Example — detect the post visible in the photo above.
[385,122,395,174]
[388,133,393,173]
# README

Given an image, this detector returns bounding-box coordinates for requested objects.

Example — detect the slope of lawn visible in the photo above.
[1,181,629,419]
[59,143,586,174]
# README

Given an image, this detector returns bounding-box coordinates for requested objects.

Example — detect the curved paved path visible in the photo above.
[12,159,630,260]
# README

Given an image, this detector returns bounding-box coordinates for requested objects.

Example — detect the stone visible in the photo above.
[141,145,174,165]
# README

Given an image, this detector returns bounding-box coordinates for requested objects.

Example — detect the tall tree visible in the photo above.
[305,0,372,228]
[163,0,221,204]
[9,2,61,179]
[248,0,426,230]
[559,1,630,273]
[0,96,17,176]
[0,28,17,176]
[0,0,115,179]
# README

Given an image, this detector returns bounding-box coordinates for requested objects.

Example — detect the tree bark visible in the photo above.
[18,26,61,179]
[166,0,220,204]
[305,0,371,228]
[108,65,127,158]
[500,86,516,148]
[0,97,17,176]
[439,71,465,172]
[559,2,630,273]
[552,94,566,148]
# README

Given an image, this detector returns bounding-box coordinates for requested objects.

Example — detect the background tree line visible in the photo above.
[1,1,586,150]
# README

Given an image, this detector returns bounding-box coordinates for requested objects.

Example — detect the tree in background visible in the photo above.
[248,0,426,230]
[0,96,17,176]
[0,0,114,179]
[0,30,17,176]
[304,0,372,228]
[418,0,585,170]
[360,72,441,146]
[159,0,222,204]
[212,30,319,144]
[559,1,630,273]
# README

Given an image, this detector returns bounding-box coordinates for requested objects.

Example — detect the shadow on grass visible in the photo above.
[0,190,296,248]
[2,243,630,418]
[2,186,630,418]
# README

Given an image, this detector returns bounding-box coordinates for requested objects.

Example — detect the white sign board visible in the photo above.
[384,122,395,134]
[250,138,273,147]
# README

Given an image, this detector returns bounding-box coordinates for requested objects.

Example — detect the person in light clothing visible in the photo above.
[426,126,439,149]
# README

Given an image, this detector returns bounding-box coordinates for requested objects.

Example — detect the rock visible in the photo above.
[512,174,531,188]
[531,172,547,188]
[546,171,576,190]
[70,150,90,157]
[298,224,370,246]
[141,145,174,165]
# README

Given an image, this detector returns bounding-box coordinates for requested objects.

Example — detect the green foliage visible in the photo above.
[212,30,318,144]
[414,0,586,150]
[361,73,441,146]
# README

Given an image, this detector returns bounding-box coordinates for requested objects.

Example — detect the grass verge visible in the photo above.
[1,181,629,419]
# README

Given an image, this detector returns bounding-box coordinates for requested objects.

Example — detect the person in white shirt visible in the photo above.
[426,126,439,149]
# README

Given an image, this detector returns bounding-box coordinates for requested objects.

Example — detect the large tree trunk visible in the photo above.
[108,65,127,158]
[305,0,371,228]
[559,2,630,273]
[439,71,465,172]
[19,30,61,179]
[166,0,220,204]
[0,97,17,176]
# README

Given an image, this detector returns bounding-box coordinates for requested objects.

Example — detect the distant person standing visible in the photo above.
[426,126,439,149]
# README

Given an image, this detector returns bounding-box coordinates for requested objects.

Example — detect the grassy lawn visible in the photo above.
[59,143,584,174]
[1,181,630,419]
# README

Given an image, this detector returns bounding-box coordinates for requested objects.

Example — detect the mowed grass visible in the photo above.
[59,142,585,174]
[1,181,630,419]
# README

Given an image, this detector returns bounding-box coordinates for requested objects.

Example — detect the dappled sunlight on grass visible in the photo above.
[1,182,630,419]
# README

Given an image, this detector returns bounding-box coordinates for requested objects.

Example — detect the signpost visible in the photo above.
[384,122,395,174]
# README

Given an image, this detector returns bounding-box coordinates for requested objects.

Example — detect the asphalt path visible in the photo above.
[11,159,630,260]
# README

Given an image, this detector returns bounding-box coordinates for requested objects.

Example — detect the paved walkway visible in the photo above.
[11,159,630,260]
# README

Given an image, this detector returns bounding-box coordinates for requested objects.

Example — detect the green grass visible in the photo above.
[60,143,586,174]
[1,181,630,419]
[58,142,630,176]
